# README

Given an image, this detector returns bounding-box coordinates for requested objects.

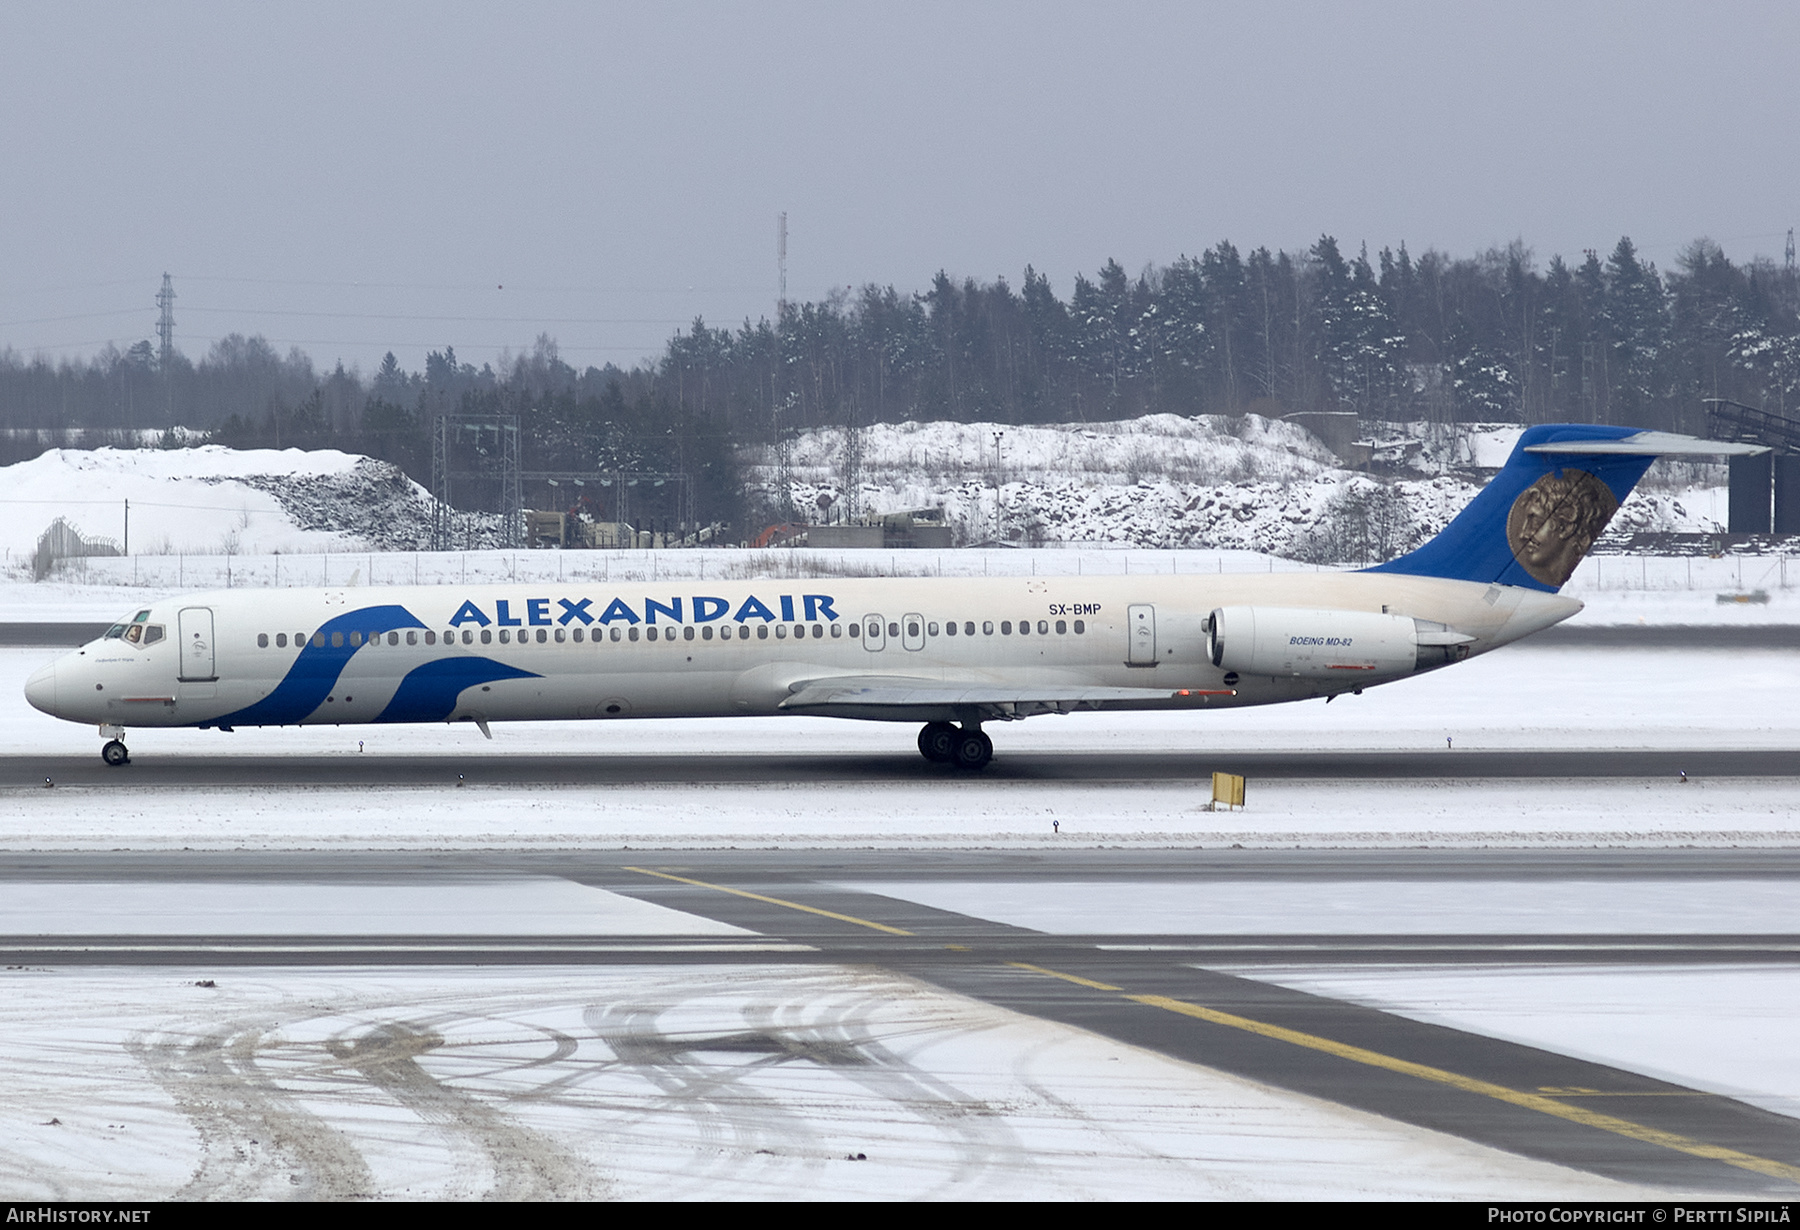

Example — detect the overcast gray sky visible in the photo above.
[3,1,1796,374]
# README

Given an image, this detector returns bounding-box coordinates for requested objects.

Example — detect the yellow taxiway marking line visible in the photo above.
[1007,962,1800,1185]
[1004,961,1123,992]
[622,867,916,937]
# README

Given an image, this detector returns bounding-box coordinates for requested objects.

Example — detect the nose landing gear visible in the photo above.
[100,726,130,767]
[917,721,992,771]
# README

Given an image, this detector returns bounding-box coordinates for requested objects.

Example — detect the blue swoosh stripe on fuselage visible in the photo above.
[215,604,428,726]
[374,657,540,723]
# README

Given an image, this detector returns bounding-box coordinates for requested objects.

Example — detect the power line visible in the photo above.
[178,307,694,325]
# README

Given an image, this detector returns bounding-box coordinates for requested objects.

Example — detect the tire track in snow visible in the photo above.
[130,1023,376,1201]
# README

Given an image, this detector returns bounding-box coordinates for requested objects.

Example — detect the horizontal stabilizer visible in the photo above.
[1526,431,1769,457]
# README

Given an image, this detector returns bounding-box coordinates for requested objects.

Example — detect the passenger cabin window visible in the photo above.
[1001,621,1012,635]
[831,624,842,638]
[757,625,769,640]
[983,621,994,635]
[312,633,326,648]
[257,633,268,648]
[1074,619,1085,634]
[276,633,288,648]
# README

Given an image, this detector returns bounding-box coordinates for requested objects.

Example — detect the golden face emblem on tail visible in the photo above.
[1504,469,1619,587]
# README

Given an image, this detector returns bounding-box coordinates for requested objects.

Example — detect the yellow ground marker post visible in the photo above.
[1210,771,1245,811]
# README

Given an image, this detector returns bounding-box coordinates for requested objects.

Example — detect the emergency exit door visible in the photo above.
[1127,604,1156,666]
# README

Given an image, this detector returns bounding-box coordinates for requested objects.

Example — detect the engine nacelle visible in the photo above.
[1206,606,1424,679]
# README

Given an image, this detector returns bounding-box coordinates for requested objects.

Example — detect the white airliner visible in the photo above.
[23,425,1762,769]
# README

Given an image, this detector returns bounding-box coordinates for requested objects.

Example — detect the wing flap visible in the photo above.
[778,674,1226,717]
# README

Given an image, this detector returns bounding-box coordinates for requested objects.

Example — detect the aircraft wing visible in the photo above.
[778,675,1230,720]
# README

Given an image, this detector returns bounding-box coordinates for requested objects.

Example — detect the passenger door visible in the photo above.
[178,606,217,681]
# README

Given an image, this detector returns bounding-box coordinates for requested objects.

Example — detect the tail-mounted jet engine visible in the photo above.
[1205,606,1471,680]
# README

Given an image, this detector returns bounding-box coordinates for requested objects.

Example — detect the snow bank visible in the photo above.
[753,413,1732,553]
[0,446,439,568]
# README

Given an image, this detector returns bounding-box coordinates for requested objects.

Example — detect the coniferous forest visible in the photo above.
[3,235,1798,526]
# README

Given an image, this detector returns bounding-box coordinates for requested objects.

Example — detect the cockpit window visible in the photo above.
[144,625,164,645]
[124,625,143,644]
[133,610,151,623]
[103,625,127,639]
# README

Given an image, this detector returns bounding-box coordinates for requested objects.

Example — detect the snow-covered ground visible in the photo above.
[0,963,1667,1201]
[0,878,747,938]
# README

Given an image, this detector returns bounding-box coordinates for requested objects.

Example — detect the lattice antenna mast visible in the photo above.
[155,273,176,417]
[155,274,176,370]
[777,212,787,317]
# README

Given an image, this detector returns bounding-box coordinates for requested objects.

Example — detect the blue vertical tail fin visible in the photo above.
[1368,425,1763,592]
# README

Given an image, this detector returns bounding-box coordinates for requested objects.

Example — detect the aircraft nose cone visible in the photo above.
[24,661,56,716]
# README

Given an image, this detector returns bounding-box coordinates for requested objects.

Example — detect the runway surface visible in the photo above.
[5,849,1800,1197]
[7,747,1798,787]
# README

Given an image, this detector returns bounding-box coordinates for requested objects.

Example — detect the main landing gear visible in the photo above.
[917,721,992,771]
